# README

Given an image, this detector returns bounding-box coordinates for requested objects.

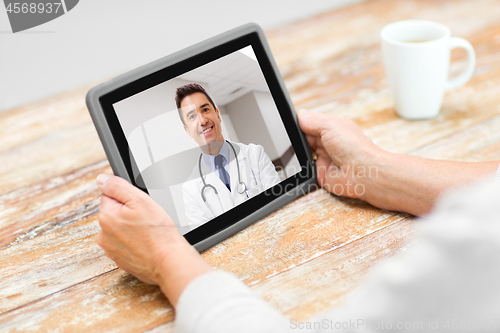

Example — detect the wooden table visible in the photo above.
[2,0,500,331]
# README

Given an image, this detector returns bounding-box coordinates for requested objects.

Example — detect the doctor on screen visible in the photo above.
[177,83,281,226]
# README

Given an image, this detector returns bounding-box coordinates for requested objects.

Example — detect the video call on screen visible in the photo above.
[113,46,301,235]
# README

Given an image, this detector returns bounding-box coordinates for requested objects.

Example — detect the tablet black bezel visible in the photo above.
[98,32,313,246]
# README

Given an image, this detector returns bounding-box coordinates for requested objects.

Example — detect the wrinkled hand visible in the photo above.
[96,174,187,284]
[298,109,384,200]
[96,174,211,307]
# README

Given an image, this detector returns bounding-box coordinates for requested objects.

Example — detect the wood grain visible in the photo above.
[0,269,173,333]
[0,161,110,249]
[201,192,410,287]
[0,215,115,313]
[0,216,414,333]
[256,219,416,321]
[409,114,500,162]
[0,184,409,313]
[0,120,106,196]
[0,86,94,154]
[1,0,500,331]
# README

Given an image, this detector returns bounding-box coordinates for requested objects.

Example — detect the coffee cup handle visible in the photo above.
[445,37,476,91]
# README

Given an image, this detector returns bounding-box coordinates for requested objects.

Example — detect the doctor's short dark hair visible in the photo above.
[175,83,217,126]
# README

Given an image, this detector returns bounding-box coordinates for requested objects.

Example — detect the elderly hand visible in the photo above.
[96,174,212,307]
[297,109,500,216]
[298,109,384,201]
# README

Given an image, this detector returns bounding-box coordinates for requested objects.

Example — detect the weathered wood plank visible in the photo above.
[0,161,110,248]
[0,269,173,333]
[409,114,500,162]
[0,121,107,196]
[201,192,409,287]
[255,219,416,321]
[148,219,416,333]
[358,61,500,155]
[0,216,414,333]
[0,216,116,313]
[0,85,94,154]
[0,182,410,314]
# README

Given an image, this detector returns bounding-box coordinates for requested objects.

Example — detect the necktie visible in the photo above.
[215,154,231,191]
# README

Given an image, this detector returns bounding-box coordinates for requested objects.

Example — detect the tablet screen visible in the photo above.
[111,45,301,235]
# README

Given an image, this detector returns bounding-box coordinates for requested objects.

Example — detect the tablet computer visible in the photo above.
[86,23,317,252]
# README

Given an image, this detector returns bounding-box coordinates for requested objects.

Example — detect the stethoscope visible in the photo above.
[199,141,248,209]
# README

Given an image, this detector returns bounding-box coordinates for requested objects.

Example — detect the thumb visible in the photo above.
[97,174,137,205]
[297,109,332,137]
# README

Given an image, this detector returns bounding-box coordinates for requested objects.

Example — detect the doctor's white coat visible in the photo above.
[182,142,281,228]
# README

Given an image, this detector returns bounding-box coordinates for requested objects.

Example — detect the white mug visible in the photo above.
[381,20,476,119]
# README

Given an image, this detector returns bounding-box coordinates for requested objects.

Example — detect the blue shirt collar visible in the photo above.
[202,140,230,170]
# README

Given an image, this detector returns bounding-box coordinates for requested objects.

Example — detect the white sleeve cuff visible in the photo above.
[175,270,289,333]
[174,270,255,333]
[495,162,500,183]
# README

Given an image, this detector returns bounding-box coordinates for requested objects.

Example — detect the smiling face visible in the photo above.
[180,92,224,155]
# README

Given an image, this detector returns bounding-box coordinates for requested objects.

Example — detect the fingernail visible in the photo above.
[298,109,308,117]
[97,174,112,186]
